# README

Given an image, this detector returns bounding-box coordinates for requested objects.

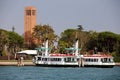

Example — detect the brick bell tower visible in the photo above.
[24,6,36,46]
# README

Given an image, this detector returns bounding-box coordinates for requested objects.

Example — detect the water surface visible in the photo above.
[0,66,120,80]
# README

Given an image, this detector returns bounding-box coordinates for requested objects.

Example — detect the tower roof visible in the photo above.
[25,6,36,10]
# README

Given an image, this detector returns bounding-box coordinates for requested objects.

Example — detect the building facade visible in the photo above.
[24,6,36,46]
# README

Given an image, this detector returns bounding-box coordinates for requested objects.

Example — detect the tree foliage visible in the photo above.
[58,26,89,53]
[1,25,120,61]
[59,27,120,57]
[0,29,24,57]
[0,29,8,56]
[86,31,99,51]
[8,31,24,54]
[58,29,76,53]
[32,24,57,48]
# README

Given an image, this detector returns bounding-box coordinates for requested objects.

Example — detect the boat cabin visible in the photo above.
[82,54,115,67]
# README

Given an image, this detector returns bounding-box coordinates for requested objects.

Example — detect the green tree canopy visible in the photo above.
[58,29,76,53]
[0,29,9,55]
[59,27,89,53]
[8,31,24,49]
[86,31,99,51]
[97,31,119,52]
[0,29,24,57]
[32,24,57,48]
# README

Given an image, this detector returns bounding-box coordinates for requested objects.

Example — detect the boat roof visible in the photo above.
[83,54,113,58]
[50,53,76,57]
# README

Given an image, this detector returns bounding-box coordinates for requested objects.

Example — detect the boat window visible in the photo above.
[108,58,113,62]
[64,58,71,62]
[93,59,98,62]
[77,58,79,61]
[101,58,113,63]
[85,58,98,62]
[58,58,61,61]
[96,59,98,62]
[84,59,87,62]
[42,58,48,61]
[86,59,89,62]
[85,59,89,62]
[91,59,93,62]
[72,58,75,62]
[67,58,71,62]
[101,59,104,62]
[38,57,41,60]
[64,57,76,62]
[88,59,91,62]
[110,58,113,62]
[50,58,62,61]
[104,58,107,62]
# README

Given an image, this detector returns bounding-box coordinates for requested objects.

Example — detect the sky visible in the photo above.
[0,0,120,36]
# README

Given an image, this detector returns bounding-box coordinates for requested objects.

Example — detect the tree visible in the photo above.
[0,29,24,60]
[0,29,9,56]
[32,24,57,48]
[77,25,83,48]
[59,29,76,46]
[58,29,76,53]
[86,31,99,51]
[97,31,117,53]
[77,25,89,51]
[59,27,90,53]
[77,25,83,31]
[12,26,15,32]
[8,31,24,59]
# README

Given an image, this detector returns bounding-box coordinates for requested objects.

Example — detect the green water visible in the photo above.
[0,66,120,80]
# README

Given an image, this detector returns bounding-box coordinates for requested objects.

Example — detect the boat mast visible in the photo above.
[74,38,79,56]
[45,38,48,56]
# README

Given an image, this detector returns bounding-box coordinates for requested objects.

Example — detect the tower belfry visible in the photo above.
[24,6,36,46]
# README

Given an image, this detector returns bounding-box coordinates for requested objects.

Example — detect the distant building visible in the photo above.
[24,6,36,46]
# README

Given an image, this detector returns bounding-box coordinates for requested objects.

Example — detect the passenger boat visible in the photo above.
[81,53,115,68]
[33,38,81,67]
[33,38,115,68]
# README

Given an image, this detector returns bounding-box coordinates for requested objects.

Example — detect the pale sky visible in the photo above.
[0,0,120,36]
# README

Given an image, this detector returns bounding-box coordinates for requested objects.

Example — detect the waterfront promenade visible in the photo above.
[0,60,34,66]
[0,60,120,66]
[115,63,120,66]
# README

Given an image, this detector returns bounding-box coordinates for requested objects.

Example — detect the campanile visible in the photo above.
[24,6,36,46]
